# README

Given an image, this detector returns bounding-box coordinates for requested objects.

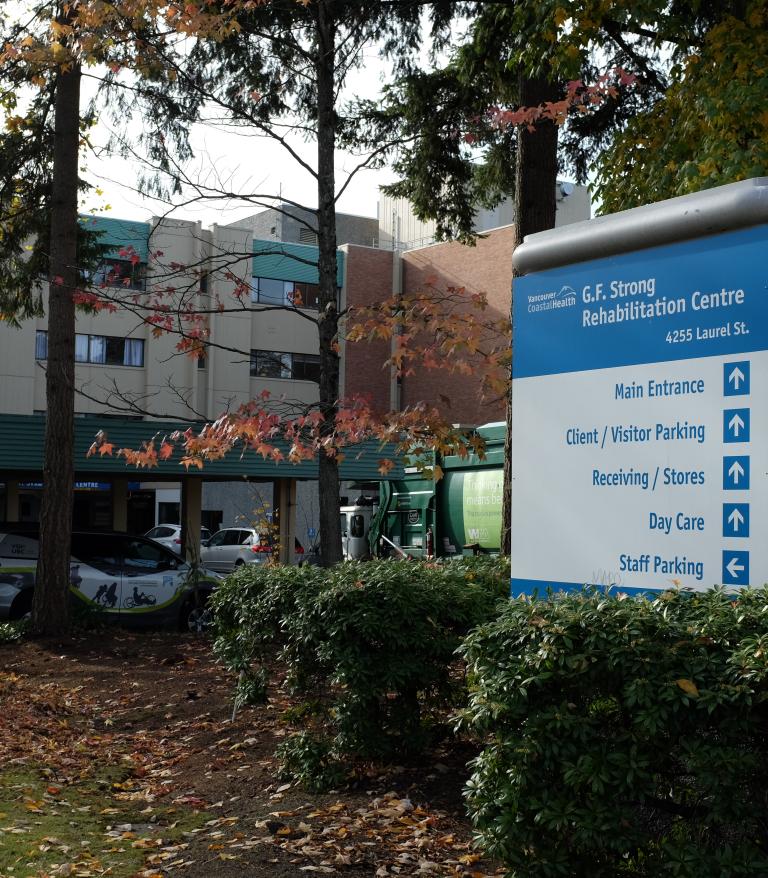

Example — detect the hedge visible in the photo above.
[459,588,768,877]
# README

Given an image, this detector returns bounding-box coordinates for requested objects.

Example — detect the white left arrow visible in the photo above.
[726,557,745,579]
[729,413,745,437]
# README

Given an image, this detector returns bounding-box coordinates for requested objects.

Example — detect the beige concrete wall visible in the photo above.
[206,223,255,417]
[0,318,37,414]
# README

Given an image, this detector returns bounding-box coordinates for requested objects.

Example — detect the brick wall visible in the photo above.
[400,227,515,425]
[342,246,395,415]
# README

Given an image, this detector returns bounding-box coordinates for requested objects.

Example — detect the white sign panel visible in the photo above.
[511,223,768,595]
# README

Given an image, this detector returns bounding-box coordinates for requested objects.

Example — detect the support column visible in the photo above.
[112,478,128,532]
[181,477,203,564]
[5,480,20,522]
[273,478,298,564]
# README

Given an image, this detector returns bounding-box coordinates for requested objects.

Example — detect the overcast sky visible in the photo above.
[80,47,406,229]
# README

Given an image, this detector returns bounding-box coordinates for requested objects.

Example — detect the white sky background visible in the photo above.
[79,44,413,228]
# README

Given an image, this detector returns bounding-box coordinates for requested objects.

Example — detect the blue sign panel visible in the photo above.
[723,408,750,443]
[724,361,750,396]
[722,550,749,586]
[723,456,750,490]
[723,503,749,538]
[511,221,768,595]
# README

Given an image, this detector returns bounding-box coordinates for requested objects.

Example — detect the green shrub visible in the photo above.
[459,588,768,878]
[301,560,504,759]
[276,731,346,793]
[440,555,511,603]
[210,562,325,676]
[211,558,508,780]
[0,619,27,644]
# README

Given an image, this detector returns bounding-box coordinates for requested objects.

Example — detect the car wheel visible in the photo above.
[181,598,212,633]
[10,592,33,622]
[234,559,245,567]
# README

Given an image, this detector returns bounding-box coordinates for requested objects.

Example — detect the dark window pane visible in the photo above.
[290,282,320,309]
[71,534,123,575]
[251,350,291,379]
[105,336,124,365]
[293,353,320,382]
[351,514,365,538]
[94,258,146,291]
[122,537,176,574]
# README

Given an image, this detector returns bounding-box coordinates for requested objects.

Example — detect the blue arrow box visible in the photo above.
[724,361,750,396]
[723,456,750,490]
[722,550,749,586]
[723,503,749,538]
[723,408,750,443]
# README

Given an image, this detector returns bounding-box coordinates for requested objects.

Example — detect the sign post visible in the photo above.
[511,178,768,595]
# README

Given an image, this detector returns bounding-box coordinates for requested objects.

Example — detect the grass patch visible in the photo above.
[0,765,206,877]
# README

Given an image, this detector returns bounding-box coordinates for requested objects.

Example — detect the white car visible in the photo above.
[200,527,271,572]
[0,528,222,630]
[144,524,212,553]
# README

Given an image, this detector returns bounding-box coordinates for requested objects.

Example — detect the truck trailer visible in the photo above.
[340,422,505,560]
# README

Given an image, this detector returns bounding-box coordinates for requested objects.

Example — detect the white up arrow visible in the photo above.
[726,556,745,579]
[728,366,746,390]
[729,460,745,484]
[728,507,745,532]
[729,413,745,437]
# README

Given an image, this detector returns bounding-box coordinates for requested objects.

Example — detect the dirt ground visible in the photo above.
[0,630,502,878]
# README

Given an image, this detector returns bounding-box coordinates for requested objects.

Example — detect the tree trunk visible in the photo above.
[33,56,81,635]
[501,72,559,556]
[315,1,343,566]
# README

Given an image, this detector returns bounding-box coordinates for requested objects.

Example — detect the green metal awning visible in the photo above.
[0,415,403,482]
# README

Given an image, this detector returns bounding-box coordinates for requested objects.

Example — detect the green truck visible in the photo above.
[341,422,505,560]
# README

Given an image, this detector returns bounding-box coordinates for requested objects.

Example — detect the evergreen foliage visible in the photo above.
[459,588,768,877]
[211,558,508,787]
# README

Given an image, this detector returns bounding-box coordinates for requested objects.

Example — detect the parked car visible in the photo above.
[144,523,212,553]
[0,527,221,631]
[200,527,304,572]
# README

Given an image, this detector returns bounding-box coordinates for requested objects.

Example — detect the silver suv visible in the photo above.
[199,527,271,572]
[144,524,212,553]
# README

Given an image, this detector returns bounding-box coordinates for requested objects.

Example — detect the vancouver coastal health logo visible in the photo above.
[527,285,577,313]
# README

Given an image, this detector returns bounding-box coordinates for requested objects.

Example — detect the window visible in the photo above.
[37,331,144,366]
[252,277,288,306]
[250,350,320,382]
[251,277,326,310]
[70,533,123,575]
[35,330,48,359]
[122,538,177,575]
[250,350,291,379]
[350,514,366,539]
[290,281,321,310]
[293,353,321,382]
[90,258,146,291]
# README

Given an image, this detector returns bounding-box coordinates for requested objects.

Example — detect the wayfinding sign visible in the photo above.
[511,180,768,595]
